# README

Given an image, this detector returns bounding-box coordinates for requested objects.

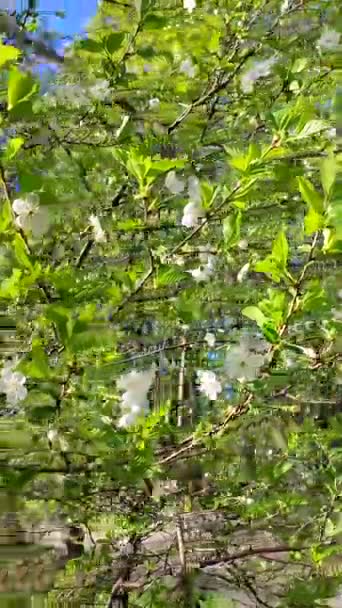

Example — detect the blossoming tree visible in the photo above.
[0,0,341,606]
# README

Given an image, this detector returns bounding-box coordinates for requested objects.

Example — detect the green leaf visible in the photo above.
[144,14,168,29]
[0,198,13,232]
[291,57,308,73]
[14,234,33,270]
[294,119,327,139]
[78,38,102,53]
[45,305,70,345]
[0,268,22,299]
[3,136,24,160]
[297,176,324,214]
[321,153,336,198]
[7,68,38,111]
[0,42,20,67]
[272,230,289,269]
[262,321,280,344]
[135,0,151,18]
[254,258,282,283]
[69,328,117,353]
[242,306,266,328]
[147,158,187,176]
[104,33,125,54]
[304,207,324,235]
[156,265,188,287]
[22,341,51,379]
[223,211,241,248]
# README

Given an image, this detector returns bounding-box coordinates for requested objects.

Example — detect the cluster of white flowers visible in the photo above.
[241,57,277,93]
[182,177,204,227]
[197,370,222,400]
[165,171,185,195]
[182,201,205,228]
[0,360,27,405]
[51,84,89,106]
[224,336,265,382]
[189,244,216,283]
[164,172,205,228]
[204,332,216,348]
[12,193,50,238]
[88,79,111,101]
[117,368,155,428]
[89,215,106,243]
[183,0,196,12]
[317,30,340,51]
[188,254,215,282]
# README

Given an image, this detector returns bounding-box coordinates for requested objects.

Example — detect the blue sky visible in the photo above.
[25,0,98,37]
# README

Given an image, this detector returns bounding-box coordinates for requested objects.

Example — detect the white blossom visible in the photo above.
[53,84,89,106]
[318,30,340,51]
[47,429,58,443]
[118,412,137,428]
[188,176,201,204]
[117,368,155,428]
[238,239,248,251]
[241,57,277,93]
[149,97,160,109]
[121,391,149,412]
[181,201,205,228]
[165,171,185,195]
[183,0,196,12]
[188,265,212,282]
[197,370,222,400]
[117,368,155,395]
[301,346,317,360]
[89,214,106,243]
[280,0,289,14]
[205,332,216,347]
[237,262,250,283]
[12,194,50,237]
[206,254,216,271]
[0,361,27,405]
[89,79,110,101]
[179,58,196,78]
[326,127,336,139]
[173,255,185,266]
[225,339,265,382]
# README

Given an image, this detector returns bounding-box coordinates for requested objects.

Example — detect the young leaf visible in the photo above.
[0,42,20,67]
[156,265,188,287]
[254,258,282,283]
[262,321,280,344]
[104,33,125,55]
[304,207,324,235]
[135,0,151,18]
[14,234,33,270]
[272,230,289,270]
[242,306,266,328]
[223,211,241,248]
[0,198,13,232]
[3,136,24,160]
[78,39,102,53]
[297,177,324,214]
[321,153,336,198]
[7,68,38,110]
[294,120,327,139]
